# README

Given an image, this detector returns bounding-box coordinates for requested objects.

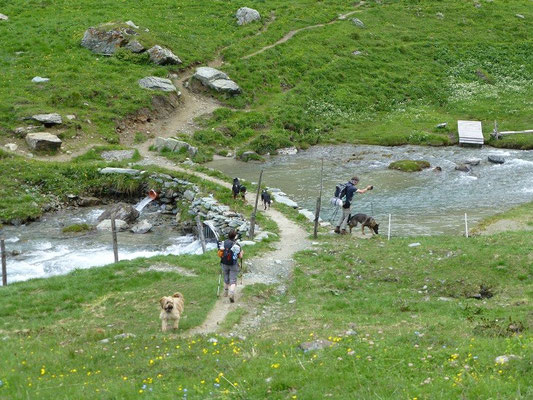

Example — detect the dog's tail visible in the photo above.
[172,292,184,300]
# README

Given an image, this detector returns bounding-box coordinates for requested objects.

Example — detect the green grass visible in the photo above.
[61,223,94,233]
[1,0,532,152]
[388,159,431,172]
[472,201,533,234]
[73,145,141,162]
[0,230,530,399]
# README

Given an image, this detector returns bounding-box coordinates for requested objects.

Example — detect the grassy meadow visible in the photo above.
[1,0,532,154]
[0,228,530,399]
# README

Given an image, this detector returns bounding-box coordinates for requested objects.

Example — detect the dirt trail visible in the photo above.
[136,153,310,335]
[242,6,364,60]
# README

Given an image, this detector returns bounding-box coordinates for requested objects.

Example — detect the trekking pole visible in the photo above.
[217,270,222,297]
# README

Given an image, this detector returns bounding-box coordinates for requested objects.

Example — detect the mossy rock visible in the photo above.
[62,223,94,233]
[388,160,431,172]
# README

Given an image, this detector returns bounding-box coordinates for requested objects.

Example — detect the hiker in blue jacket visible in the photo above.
[334,176,373,234]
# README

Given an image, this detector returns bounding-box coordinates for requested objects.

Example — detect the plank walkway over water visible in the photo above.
[458,120,484,146]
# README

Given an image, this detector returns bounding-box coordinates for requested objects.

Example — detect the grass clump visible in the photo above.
[388,159,431,172]
[61,223,94,233]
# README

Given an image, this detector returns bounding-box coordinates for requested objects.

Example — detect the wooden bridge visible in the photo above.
[458,120,484,147]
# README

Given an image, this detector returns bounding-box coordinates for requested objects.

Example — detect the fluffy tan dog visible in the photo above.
[159,292,184,332]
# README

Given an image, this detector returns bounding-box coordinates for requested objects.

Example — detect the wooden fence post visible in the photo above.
[387,214,392,241]
[111,219,119,263]
[249,169,263,239]
[196,215,207,254]
[464,213,469,238]
[1,239,6,286]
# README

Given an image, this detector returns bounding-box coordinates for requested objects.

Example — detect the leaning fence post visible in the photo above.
[387,214,392,241]
[196,215,207,254]
[1,239,6,286]
[464,213,469,238]
[111,218,119,263]
[249,169,264,239]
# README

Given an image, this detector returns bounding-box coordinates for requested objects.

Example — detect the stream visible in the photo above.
[1,205,215,283]
[207,145,533,236]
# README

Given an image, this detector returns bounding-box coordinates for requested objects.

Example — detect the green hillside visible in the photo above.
[1,0,532,153]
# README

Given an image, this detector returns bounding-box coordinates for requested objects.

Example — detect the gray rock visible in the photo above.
[352,50,363,56]
[99,167,141,175]
[352,18,365,27]
[31,76,49,83]
[183,190,196,201]
[25,132,62,151]
[147,45,182,65]
[81,27,130,55]
[239,151,258,161]
[515,14,525,19]
[192,67,241,95]
[154,137,197,156]
[96,219,128,231]
[125,40,145,53]
[125,20,139,29]
[454,164,472,173]
[436,12,444,19]
[4,143,18,151]
[272,193,298,208]
[114,332,136,339]
[436,122,447,129]
[0,14,8,21]
[236,7,261,25]
[14,126,38,137]
[488,155,505,164]
[78,196,101,207]
[66,114,76,120]
[100,149,135,161]
[99,338,110,344]
[299,339,333,352]
[209,79,242,94]
[98,203,139,223]
[32,113,62,126]
[131,220,153,234]
[138,76,177,92]
[465,158,481,166]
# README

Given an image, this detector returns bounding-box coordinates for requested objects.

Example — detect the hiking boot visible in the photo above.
[223,289,228,297]
[334,226,341,234]
[340,229,347,235]
[229,292,235,303]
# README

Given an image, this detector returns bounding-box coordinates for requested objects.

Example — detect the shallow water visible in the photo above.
[207,145,533,236]
[1,206,215,283]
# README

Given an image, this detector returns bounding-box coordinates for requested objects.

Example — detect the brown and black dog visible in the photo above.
[348,213,379,235]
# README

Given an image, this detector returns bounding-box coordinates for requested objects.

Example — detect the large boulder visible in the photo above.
[147,45,182,65]
[81,27,132,55]
[97,203,139,224]
[25,132,62,151]
[154,137,198,157]
[192,67,241,95]
[31,113,62,126]
[236,7,261,25]
[138,76,177,92]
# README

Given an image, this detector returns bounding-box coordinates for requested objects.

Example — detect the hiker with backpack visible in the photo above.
[332,176,373,234]
[217,229,243,303]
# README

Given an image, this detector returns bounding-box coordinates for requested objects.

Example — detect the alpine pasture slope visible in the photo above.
[0,0,532,154]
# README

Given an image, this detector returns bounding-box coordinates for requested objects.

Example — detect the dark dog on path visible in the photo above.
[348,213,379,235]
[261,189,271,210]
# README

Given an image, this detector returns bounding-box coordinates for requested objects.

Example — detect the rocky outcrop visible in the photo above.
[236,7,261,25]
[192,67,241,95]
[154,137,198,157]
[125,40,145,53]
[239,151,258,161]
[25,132,62,151]
[31,113,62,126]
[97,202,139,224]
[147,45,182,65]
[190,196,250,236]
[138,77,177,92]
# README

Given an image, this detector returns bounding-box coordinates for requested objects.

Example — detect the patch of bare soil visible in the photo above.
[477,219,533,235]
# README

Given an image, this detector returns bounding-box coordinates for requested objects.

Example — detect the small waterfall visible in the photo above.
[135,196,153,212]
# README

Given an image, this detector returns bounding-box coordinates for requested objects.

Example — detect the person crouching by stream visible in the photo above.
[219,229,243,303]
[335,176,373,235]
